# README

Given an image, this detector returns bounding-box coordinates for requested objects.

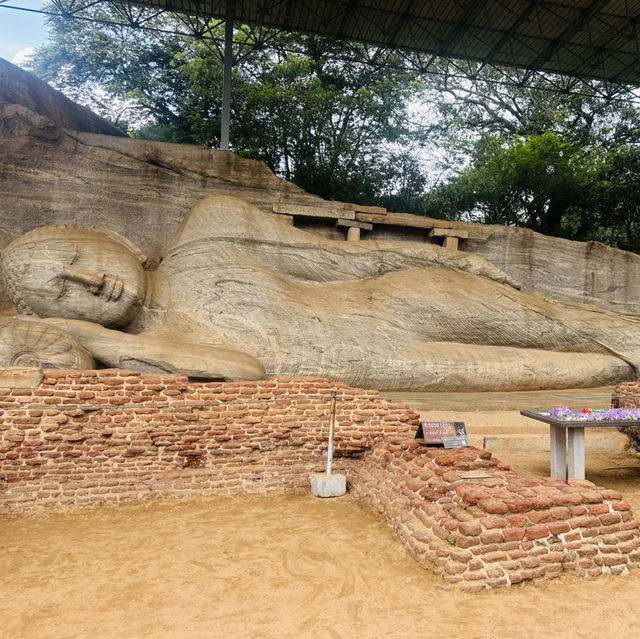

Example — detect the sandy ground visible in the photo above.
[3,408,640,639]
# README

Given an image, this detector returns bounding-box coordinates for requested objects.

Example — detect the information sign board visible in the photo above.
[415,421,468,447]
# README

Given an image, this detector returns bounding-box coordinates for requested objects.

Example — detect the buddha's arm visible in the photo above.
[202,237,522,289]
[23,317,266,381]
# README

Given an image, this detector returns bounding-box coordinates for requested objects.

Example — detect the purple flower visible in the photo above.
[547,407,640,421]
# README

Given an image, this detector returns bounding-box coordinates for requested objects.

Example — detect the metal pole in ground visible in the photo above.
[311,390,346,497]
[326,391,336,475]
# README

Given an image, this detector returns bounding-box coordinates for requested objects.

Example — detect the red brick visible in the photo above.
[526,526,550,541]
[580,490,604,503]
[458,520,482,536]
[601,554,628,567]
[541,552,564,564]
[478,498,508,514]
[600,512,622,526]
[530,495,554,509]
[548,521,571,535]
[571,516,601,529]
[503,527,526,542]
[508,515,528,527]
[481,531,504,545]
[528,511,553,525]
[480,516,508,529]
[456,535,481,549]
[503,497,532,513]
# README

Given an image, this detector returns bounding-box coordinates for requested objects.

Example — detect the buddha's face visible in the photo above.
[2,226,146,328]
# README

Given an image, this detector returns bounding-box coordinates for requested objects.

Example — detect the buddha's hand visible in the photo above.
[17,316,266,381]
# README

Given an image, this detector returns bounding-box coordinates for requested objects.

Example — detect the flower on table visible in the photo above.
[548,406,640,421]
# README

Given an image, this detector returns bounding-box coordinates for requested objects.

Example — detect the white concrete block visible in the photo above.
[310,472,347,498]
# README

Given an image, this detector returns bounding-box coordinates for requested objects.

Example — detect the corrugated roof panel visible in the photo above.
[118,0,640,83]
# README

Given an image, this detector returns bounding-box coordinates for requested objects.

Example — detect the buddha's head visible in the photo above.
[2,226,147,328]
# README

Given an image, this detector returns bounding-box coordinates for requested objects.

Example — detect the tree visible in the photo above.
[413,61,640,157]
[28,7,430,204]
[426,132,596,236]
[26,8,640,249]
[588,145,640,253]
[410,61,640,245]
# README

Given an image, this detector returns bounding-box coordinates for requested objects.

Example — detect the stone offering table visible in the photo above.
[520,409,639,479]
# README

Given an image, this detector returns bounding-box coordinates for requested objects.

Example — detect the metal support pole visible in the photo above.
[220,0,235,150]
[326,391,336,475]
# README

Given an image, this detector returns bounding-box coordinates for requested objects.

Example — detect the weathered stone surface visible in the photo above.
[0,319,95,370]
[3,194,640,390]
[0,366,43,388]
[3,59,640,319]
[0,59,329,311]
[0,58,125,137]
[459,223,640,315]
[3,61,640,390]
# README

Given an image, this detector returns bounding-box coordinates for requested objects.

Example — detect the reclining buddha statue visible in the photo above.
[2,195,639,391]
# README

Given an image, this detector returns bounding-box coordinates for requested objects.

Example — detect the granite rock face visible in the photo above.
[0,58,328,310]
[2,60,640,391]
[2,194,640,391]
[459,224,640,316]
[2,58,640,315]
[0,58,126,137]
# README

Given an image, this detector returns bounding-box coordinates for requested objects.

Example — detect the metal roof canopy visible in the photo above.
[127,0,640,85]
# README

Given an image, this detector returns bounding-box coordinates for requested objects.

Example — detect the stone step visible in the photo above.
[385,386,617,413]
[481,430,629,454]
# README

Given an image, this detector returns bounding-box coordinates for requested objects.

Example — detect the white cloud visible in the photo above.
[11,46,34,68]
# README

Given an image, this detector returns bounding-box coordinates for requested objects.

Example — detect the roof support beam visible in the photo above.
[529,0,611,70]
[433,0,491,59]
[479,0,540,68]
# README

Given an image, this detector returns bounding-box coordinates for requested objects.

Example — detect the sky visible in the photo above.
[0,1,49,65]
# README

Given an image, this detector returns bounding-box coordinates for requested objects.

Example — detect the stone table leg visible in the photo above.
[550,425,567,478]
[567,427,586,480]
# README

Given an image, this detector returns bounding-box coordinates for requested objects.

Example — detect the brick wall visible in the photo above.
[611,381,640,452]
[350,440,640,591]
[612,381,640,409]
[4,369,640,590]
[0,369,418,510]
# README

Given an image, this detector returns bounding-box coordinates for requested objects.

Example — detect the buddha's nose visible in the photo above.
[61,266,105,294]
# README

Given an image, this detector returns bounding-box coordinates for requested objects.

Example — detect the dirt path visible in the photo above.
[2,411,640,638]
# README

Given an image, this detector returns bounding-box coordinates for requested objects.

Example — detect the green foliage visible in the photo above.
[29,9,429,204]
[26,8,640,251]
[588,145,640,253]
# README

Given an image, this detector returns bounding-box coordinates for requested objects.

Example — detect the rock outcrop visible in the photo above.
[0,58,329,310]
[2,60,640,391]
[0,58,126,137]
[2,194,640,391]
[3,58,640,316]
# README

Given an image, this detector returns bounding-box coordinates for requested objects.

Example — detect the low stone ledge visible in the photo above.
[350,440,640,591]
